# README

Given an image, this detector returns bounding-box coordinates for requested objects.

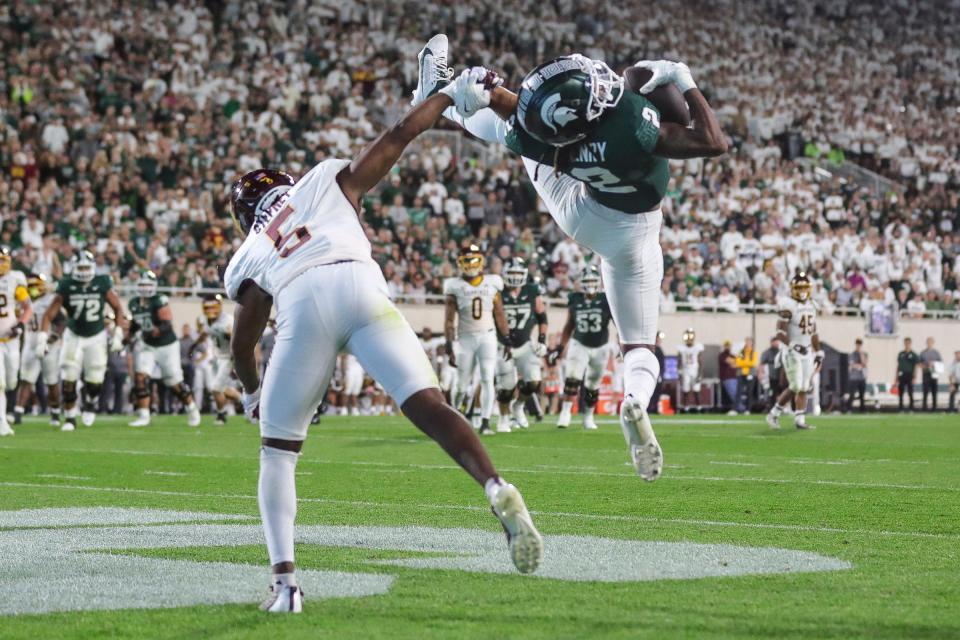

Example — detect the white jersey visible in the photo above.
[224,159,374,300]
[200,313,234,358]
[0,270,28,334]
[677,342,704,374]
[27,292,56,335]
[778,297,818,349]
[420,335,445,369]
[443,275,503,337]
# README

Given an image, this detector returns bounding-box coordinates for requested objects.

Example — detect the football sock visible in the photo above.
[0,388,8,422]
[795,411,806,426]
[623,348,660,408]
[271,572,298,588]
[560,401,573,415]
[585,405,595,418]
[772,404,786,416]
[259,446,299,567]
[136,408,150,420]
[479,378,495,420]
[216,410,227,421]
[484,475,505,504]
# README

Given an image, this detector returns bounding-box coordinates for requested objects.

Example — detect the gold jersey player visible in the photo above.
[413,35,727,480]
[224,74,541,613]
[0,248,32,437]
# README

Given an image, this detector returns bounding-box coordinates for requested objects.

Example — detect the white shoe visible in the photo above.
[556,410,571,429]
[795,420,816,430]
[411,34,453,106]
[350,407,360,416]
[60,422,74,432]
[491,483,543,575]
[496,416,513,433]
[726,409,738,416]
[0,422,13,437]
[259,581,303,614]
[766,411,781,430]
[129,415,150,428]
[50,415,60,427]
[582,413,598,430]
[81,411,95,427]
[187,405,201,427]
[620,397,663,482]
[512,403,529,429]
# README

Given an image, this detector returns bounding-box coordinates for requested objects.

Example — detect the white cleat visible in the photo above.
[620,397,663,482]
[187,405,201,427]
[259,582,303,614]
[795,420,816,430]
[491,483,543,575]
[49,416,60,427]
[582,413,598,430]
[766,411,781,430]
[60,422,75,432]
[411,34,453,107]
[496,415,513,433]
[128,416,150,428]
[81,411,96,427]
[0,422,13,437]
[512,403,529,429]
[556,410,571,429]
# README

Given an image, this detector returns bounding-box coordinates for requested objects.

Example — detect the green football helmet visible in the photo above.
[516,54,624,147]
[73,251,96,283]
[137,270,158,298]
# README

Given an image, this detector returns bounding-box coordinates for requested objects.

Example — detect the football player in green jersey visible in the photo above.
[547,267,613,431]
[414,36,727,480]
[494,258,548,432]
[38,251,127,431]
[127,271,201,428]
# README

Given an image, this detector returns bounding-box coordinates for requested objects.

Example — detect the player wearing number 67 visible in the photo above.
[419,34,728,481]
[224,75,542,614]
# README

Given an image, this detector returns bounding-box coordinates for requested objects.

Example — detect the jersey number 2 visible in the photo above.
[266,205,312,258]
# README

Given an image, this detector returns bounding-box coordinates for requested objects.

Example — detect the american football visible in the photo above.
[1,1,957,639]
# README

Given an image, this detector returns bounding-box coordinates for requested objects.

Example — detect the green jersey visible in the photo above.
[57,275,113,337]
[569,291,612,348]
[129,294,177,347]
[505,91,668,213]
[501,283,541,346]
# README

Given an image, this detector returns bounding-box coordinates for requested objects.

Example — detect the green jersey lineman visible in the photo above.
[57,274,114,337]
[129,294,178,347]
[569,291,612,348]
[500,282,542,346]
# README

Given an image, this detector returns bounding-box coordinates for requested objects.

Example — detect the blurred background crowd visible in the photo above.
[1,0,958,316]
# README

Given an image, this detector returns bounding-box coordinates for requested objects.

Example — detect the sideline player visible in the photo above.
[548,267,612,430]
[443,244,511,435]
[417,35,727,480]
[0,248,31,436]
[495,258,547,432]
[39,251,126,431]
[225,80,542,613]
[127,271,201,427]
[16,274,63,426]
[767,272,822,430]
[677,328,704,412]
[193,295,239,425]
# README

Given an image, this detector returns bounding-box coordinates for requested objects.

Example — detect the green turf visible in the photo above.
[1,412,958,639]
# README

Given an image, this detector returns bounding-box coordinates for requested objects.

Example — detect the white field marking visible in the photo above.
[36,473,91,481]
[788,459,848,466]
[144,470,188,477]
[2,481,958,542]
[666,475,957,492]
[709,461,761,467]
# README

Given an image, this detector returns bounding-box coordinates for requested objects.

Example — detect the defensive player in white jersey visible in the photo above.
[767,272,822,430]
[193,295,239,425]
[0,248,32,436]
[443,244,511,436]
[338,353,364,416]
[224,83,542,613]
[15,273,63,427]
[677,328,705,412]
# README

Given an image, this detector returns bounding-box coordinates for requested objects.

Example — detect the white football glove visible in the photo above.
[440,66,501,117]
[35,332,49,358]
[633,60,696,94]
[531,341,548,358]
[109,326,124,353]
[242,388,261,422]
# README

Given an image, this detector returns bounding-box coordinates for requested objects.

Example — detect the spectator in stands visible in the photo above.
[718,340,738,414]
[920,338,943,411]
[847,339,868,412]
[734,338,759,414]
[896,338,920,411]
[948,351,960,413]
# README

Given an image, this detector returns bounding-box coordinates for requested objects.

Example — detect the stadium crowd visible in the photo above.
[1,0,958,317]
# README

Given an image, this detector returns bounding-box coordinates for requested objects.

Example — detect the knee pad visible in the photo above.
[173,383,192,403]
[84,383,102,400]
[63,383,78,405]
[133,380,150,401]
[496,388,515,404]
[583,386,600,407]
[563,378,582,397]
[520,381,541,397]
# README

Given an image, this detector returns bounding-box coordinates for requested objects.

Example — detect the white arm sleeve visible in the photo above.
[442,106,509,145]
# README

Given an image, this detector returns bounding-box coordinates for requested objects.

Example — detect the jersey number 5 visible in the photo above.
[266,205,312,258]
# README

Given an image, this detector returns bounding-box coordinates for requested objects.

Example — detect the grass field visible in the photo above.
[1,412,958,639]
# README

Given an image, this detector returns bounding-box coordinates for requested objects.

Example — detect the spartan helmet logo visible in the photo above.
[540,94,579,134]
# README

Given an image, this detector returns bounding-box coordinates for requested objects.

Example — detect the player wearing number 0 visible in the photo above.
[39,251,127,431]
[192,295,239,425]
[416,35,727,480]
[677,328,705,412]
[127,271,201,428]
[548,267,612,431]
[15,273,64,427]
[225,78,542,613]
[0,248,32,437]
[767,272,822,430]
[495,258,547,432]
[443,244,512,436]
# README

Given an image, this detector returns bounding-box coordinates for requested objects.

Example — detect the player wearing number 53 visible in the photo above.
[224,71,542,613]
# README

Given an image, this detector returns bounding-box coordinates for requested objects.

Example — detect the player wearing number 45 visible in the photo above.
[224,76,542,613]
[0,247,32,437]
[127,271,201,428]
[417,34,728,481]
[767,272,822,430]
[38,251,128,432]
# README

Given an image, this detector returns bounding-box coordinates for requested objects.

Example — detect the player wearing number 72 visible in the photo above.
[422,36,728,481]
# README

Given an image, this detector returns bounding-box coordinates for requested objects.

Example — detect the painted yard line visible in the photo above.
[2,480,957,542]
[709,461,761,467]
[667,474,957,492]
[144,471,188,477]
[36,473,91,481]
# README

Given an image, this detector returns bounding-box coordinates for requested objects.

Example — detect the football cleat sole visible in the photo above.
[492,484,543,575]
[411,34,453,106]
[620,399,663,482]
